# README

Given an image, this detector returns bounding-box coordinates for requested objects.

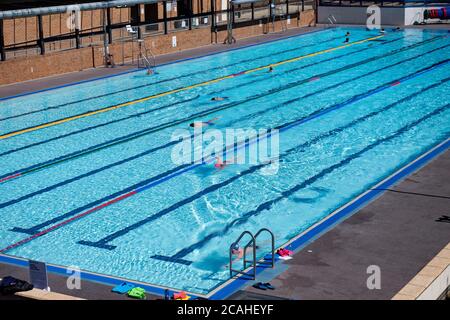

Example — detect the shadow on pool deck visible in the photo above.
[235,148,450,300]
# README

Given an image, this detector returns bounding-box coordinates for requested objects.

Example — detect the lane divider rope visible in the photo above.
[1,56,447,254]
[0,35,383,141]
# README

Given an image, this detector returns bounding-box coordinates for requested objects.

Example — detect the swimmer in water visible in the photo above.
[189,117,221,128]
[224,243,261,268]
[214,157,228,169]
[380,28,386,34]
[269,66,274,73]
[146,69,154,75]
[211,97,227,101]
[344,31,350,43]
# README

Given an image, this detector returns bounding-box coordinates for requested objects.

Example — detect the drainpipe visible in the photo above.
[0,0,160,19]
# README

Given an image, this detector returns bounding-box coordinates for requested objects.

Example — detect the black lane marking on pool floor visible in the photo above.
[0,34,406,141]
[0,35,435,183]
[10,60,450,236]
[0,36,406,160]
[0,32,343,123]
[150,104,450,264]
[2,44,449,213]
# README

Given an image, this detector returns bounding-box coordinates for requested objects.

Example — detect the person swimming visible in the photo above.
[344,32,350,43]
[380,28,386,34]
[211,97,227,101]
[189,117,221,128]
[214,157,228,169]
[268,66,274,73]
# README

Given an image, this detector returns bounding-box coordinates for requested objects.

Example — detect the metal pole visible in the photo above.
[163,1,168,34]
[75,27,80,49]
[251,2,254,21]
[286,0,289,16]
[0,19,5,61]
[188,0,193,30]
[103,8,109,65]
[37,15,45,55]
[226,0,232,44]
[232,4,235,24]
[210,0,215,31]
[107,7,113,44]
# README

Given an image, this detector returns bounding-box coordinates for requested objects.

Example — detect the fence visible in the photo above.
[0,0,314,62]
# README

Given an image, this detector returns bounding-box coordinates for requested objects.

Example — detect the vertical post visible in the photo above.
[188,0,193,30]
[0,19,5,61]
[232,4,235,24]
[286,0,289,16]
[102,8,109,66]
[302,0,305,12]
[37,15,45,55]
[210,0,216,31]
[251,3,255,21]
[75,28,80,49]
[163,1,168,34]
[107,7,113,44]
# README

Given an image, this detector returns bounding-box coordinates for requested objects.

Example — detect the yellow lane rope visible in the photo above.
[0,35,383,140]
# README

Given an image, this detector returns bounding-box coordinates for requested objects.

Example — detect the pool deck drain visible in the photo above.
[238,149,450,300]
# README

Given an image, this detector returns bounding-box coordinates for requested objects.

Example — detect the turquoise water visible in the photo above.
[0,27,449,294]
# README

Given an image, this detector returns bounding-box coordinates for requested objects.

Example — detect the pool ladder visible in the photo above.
[137,39,156,72]
[229,228,275,280]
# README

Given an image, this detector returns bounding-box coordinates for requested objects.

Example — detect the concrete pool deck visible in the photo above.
[235,148,450,300]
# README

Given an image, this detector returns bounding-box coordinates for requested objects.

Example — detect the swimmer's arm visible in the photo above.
[207,116,222,123]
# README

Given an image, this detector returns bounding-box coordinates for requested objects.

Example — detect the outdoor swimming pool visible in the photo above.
[0,27,449,296]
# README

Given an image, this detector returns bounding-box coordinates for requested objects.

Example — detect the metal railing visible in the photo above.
[229,231,256,279]
[229,228,275,280]
[319,0,450,6]
[0,1,313,61]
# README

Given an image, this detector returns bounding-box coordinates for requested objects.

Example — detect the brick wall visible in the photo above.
[0,9,316,86]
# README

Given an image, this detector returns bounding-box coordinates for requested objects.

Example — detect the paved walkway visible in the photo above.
[238,148,450,299]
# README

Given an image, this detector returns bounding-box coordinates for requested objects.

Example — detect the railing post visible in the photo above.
[163,1,168,34]
[37,15,45,55]
[286,0,289,16]
[75,27,80,49]
[302,0,305,12]
[232,4,235,24]
[188,0,193,30]
[251,3,255,21]
[0,19,5,61]
[107,7,113,44]
[210,0,216,31]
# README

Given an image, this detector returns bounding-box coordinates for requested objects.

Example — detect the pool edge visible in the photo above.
[1,137,448,300]
[0,27,328,102]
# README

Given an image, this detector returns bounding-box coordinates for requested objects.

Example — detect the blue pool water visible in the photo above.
[0,27,449,294]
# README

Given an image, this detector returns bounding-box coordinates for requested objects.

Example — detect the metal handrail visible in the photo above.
[243,228,275,269]
[229,228,275,281]
[229,231,256,279]
[137,39,156,71]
